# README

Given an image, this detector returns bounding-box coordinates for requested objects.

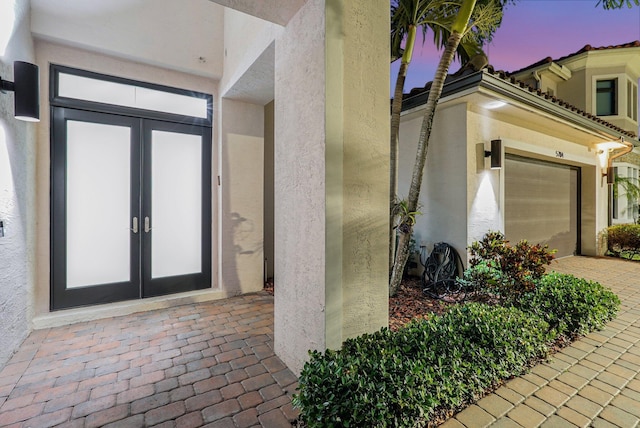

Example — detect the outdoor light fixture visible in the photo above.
[595,137,633,185]
[484,139,502,169]
[0,61,40,122]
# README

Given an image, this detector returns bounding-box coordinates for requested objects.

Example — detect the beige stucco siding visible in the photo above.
[398,94,609,268]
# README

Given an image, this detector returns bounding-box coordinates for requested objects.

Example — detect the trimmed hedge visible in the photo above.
[607,224,640,258]
[294,273,620,427]
[516,272,620,337]
[294,304,552,427]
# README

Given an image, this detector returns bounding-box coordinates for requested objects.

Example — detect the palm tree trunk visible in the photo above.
[390,63,408,271]
[389,25,416,272]
[389,0,475,296]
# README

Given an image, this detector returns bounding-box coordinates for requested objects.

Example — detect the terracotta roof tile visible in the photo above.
[507,40,640,76]
[400,64,637,139]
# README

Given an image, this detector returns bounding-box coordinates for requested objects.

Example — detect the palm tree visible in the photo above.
[598,0,639,8]
[389,0,505,296]
[614,174,640,222]
[389,0,486,271]
[388,0,507,273]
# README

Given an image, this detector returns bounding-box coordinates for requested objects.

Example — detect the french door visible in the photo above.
[51,108,211,310]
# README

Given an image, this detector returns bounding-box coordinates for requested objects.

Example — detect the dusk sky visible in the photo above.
[393,0,640,95]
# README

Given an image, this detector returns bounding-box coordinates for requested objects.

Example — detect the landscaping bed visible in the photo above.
[292,233,621,427]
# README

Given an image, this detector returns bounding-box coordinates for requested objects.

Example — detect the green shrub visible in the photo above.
[293,303,553,427]
[465,232,555,303]
[516,272,620,337]
[607,224,640,257]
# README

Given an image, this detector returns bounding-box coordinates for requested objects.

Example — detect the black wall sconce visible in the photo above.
[484,139,502,169]
[0,61,40,122]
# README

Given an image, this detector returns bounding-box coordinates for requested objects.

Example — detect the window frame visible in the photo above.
[50,64,213,127]
[595,78,618,117]
[612,162,640,224]
[627,78,638,122]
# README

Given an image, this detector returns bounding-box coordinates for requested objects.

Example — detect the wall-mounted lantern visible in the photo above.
[0,61,40,122]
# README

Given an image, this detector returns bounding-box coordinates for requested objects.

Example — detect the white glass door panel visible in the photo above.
[66,121,131,288]
[150,130,202,278]
[51,108,211,310]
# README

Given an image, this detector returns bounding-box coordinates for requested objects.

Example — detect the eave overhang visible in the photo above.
[400,70,640,147]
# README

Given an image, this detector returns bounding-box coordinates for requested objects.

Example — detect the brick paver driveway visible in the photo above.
[445,256,640,428]
[0,293,298,427]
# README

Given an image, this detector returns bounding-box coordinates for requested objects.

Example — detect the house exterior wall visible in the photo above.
[398,103,469,259]
[0,0,36,368]
[32,41,222,324]
[556,68,586,110]
[560,58,638,135]
[220,8,281,99]
[466,109,604,257]
[398,96,608,266]
[264,101,275,279]
[219,98,265,294]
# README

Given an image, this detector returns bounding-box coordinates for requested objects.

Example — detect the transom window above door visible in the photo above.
[51,65,212,125]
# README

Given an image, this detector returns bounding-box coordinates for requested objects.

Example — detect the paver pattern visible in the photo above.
[0,293,298,427]
[1,256,639,427]
[444,256,640,428]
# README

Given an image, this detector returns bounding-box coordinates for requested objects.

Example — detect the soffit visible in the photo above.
[208,0,307,25]
[30,0,226,79]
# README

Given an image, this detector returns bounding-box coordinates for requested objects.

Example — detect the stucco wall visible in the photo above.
[33,41,218,318]
[556,68,586,110]
[273,0,389,374]
[399,98,607,264]
[273,0,327,373]
[220,8,281,99]
[263,101,275,279]
[334,0,389,344]
[0,0,36,368]
[219,98,264,293]
[398,104,469,259]
[466,108,603,256]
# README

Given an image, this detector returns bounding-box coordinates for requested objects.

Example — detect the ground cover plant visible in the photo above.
[294,304,552,427]
[294,233,620,427]
[516,272,620,338]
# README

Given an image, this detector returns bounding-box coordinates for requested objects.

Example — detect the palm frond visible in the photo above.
[597,0,640,9]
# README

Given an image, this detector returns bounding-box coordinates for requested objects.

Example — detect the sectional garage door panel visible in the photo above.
[505,156,579,258]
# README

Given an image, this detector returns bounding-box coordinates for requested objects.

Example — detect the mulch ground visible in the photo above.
[264,275,449,331]
[388,276,451,330]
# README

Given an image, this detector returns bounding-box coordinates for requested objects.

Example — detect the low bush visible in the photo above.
[516,272,620,337]
[293,303,553,427]
[607,224,640,257]
[465,231,555,303]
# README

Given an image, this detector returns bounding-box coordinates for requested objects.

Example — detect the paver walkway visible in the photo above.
[1,256,639,427]
[0,293,298,427]
[444,256,640,428]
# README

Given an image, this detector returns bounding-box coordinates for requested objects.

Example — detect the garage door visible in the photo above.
[505,155,579,257]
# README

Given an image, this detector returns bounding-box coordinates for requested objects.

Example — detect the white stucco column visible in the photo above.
[274,0,389,374]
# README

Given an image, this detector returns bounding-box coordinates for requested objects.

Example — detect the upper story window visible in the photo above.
[596,78,617,116]
[627,79,638,121]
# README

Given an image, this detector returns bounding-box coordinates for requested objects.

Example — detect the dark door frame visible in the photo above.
[50,65,213,310]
